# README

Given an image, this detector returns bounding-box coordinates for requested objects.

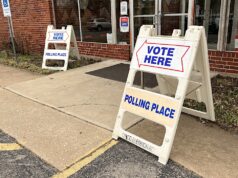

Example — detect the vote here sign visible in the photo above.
[131,38,194,78]
[121,87,180,128]
[48,31,69,42]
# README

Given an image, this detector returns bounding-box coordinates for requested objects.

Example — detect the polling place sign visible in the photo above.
[1,0,11,17]
[133,39,192,78]
[48,31,69,42]
[44,50,69,59]
[113,25,215,165]
[122,87,179,128]
[42,25,80,71]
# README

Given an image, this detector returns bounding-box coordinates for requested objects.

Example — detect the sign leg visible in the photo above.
[7,16,17,61]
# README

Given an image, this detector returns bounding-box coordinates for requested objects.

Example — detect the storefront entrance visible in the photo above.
[130,0,192,51]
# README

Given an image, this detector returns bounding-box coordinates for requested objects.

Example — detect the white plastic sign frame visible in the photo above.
[113,25,215,165]
[42,25,80,71]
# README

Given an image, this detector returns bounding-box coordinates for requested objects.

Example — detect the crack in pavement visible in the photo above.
[58,103,118,109]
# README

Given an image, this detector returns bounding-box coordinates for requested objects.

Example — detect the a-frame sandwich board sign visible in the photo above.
[42,25,80,71]
[112,25,215,165]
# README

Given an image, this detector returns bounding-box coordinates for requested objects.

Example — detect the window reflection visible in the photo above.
[195,0,221,49]
[80,0,111,43]
[54,0,80,39]
[54,0,111,43]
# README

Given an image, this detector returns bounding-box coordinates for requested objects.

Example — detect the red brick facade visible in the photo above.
[0,4,8,49]
[0,1,237,75]
[78,42,130,60]
[209,50,238,74]
[77,43,238,74]
[0,0,53,54]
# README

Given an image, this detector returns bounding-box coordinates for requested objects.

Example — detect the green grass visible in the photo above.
[184,75,238,132]
[0,51,100,75]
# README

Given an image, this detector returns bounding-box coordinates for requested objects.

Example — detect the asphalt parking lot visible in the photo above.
[70,141,201,178]
[0,130,58,178]
[0,129,201,178]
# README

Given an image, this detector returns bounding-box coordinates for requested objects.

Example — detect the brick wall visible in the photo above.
[0,1,237,75]
[0,4,9,49]
[78,43,238,74]
[209,50,238,74]
[0,0,53,54]
[78,42,130,60]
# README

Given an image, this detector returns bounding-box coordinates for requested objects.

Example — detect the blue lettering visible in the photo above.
[157,57,165,65]
[151,103,157,111]
[151,56,157,64]
[147,46,154,54]
[153,47,160,54]
[161,47,168,55]
[164,58,172,67]
[159,106,165,115]
[145,102,150,110]
[124,94,130,103]
[164,108,170,117]
[144,55,151,63]
[155,104,160,114]
[134,98,139,106]
[128,96,132,103]
[124,95,175,119]
[140,100,145,108]
[53,33,64,40]
[167,48,175,57]
[124,94,151,110]
[170,109,175,119]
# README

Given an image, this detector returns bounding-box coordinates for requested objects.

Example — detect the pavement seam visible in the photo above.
[52,139,118,178]
[3,87,145,133]
[0,143,22,151]
[3,87,112,132]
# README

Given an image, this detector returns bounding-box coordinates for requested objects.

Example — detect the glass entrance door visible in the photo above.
[132,0,191,51]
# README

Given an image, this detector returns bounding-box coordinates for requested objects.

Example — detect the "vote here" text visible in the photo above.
[144,46,175,67]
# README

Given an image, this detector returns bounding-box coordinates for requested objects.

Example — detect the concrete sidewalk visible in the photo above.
[0,65,41,87]
[1,62,238,178]
[7,60,142,131]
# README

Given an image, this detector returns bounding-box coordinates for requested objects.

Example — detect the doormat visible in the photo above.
[86,63,158,88]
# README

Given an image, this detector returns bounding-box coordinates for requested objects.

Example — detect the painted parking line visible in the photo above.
[0,143,22,151]
[52,139,118,178]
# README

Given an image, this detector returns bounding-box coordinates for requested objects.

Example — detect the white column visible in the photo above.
[188,0,195,27]
[180,0,186,35]
[229,0,238,50]
[217,0,231,51]
[77,0,83,41]
[129,0,134,52]
[111,0,117,44]
[203,0,211,38]
[51,0,56,27]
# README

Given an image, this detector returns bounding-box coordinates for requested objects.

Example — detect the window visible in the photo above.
[195,0,221,49]
[80,0,111,43]
[195,0,238,51]
[227,0,238,51]
[54,0,80,40]
[116,0,130,44]
[54,0,112,43]
[133,0,189,42]
[161,0,189,35]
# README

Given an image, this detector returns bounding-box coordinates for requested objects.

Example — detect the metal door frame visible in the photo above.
[129,0,194,53]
